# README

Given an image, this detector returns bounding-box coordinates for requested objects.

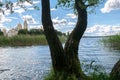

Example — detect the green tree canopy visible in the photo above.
[0,0,39,14]
[57,0,104,13]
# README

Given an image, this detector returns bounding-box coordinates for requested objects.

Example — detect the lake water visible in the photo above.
[0,38,120,80]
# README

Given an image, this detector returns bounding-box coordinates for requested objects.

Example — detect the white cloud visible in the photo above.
[33,1,40,4]
[22,15,37,24]
[29,25,42,29]
[68,22,76,25]
[51,8,57,11]
[0,24,5,29]
[85,25,120,36]
[101,0,120,13]
[0,13,12,24]
[52,17,67,24]
[14,8,25,14]
[23,1,32,6]
[66,13,77,19]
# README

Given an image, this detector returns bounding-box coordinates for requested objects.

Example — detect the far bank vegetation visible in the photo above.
[0,29,67,46]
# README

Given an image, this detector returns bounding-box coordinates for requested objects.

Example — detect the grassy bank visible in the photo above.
[0,35,67,46]
[44,63,110,80]
[102,35,120,50]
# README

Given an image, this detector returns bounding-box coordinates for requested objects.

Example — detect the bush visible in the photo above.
[29,29,44,35]
[55,30,66,36]
[18,29,29,35]
[0,29,3,35]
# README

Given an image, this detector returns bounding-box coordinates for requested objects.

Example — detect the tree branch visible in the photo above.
[86,3,95,7]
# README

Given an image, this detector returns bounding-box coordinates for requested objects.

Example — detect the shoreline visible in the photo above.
[0,35,66,47]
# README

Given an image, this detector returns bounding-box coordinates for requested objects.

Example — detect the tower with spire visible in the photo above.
[17,23,22,30]
[24,19,28,30]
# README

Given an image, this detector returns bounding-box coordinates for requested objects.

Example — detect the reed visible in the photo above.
[0,35,66,46]
[102,35,120,50]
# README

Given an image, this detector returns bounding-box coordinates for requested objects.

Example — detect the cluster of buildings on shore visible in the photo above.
[1,20,28,37]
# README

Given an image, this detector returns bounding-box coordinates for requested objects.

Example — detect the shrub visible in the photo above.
[29,29,44,35]
[0,29,3,35]
[18,29,29,35]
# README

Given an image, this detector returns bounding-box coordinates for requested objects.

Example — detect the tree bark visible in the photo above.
[110,59,120,80]
[42,0,88,79]
[41,0,66,73]
[64,0,87,78]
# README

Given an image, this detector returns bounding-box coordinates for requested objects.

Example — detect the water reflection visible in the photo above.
[79,38,120,73]
[0,46,51,80]
[0,38,120,79]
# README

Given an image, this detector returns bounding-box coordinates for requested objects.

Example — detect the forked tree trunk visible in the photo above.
[41,0,66,73]
[110,59,120,80]
[42,0,88,79]
[64,0,87,79]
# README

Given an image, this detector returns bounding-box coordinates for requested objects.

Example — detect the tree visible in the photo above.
[18,29,29,35]
[110,59,120,80]
[29,29,44,35]
[42,0,103,80]
[1,0,110,79]
[0,29,3,36]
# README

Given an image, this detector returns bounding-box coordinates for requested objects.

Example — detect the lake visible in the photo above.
[0,38,120,80]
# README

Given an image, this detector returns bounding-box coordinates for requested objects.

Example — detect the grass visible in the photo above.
[44,69,110,80]
[102,34,120,50]
[44,62,110,80]
[0,35,67,46]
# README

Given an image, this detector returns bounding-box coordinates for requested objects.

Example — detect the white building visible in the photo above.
[2,28,7,36]
[16,23,22,30]
[7,28,18,37]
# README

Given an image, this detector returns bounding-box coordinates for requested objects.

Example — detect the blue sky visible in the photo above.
[0,0,120,36]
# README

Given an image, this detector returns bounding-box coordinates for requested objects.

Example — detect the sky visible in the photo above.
[0,0,120,36]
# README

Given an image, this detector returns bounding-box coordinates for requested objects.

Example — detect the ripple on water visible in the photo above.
[0,38,120,79]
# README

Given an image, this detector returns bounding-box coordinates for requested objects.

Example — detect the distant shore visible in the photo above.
[0,35,66,47]
[82,36,113,38]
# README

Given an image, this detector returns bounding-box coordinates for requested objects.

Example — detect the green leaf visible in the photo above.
[34,6,40,10]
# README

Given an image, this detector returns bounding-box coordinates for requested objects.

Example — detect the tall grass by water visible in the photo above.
[0,35,67,46]
[103,35,120,50]
[44,62,110,80]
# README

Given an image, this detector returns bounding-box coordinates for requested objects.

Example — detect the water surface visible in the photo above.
[0,38,120,80]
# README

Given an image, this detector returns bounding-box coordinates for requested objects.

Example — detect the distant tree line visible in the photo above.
[0,29,66,36]
[18,29,66,36]
[18,29,44,35]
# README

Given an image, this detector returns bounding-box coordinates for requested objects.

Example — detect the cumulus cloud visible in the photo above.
[51,8,57,11]
[29,25,42,29]
[68,22,76,25]
[101,0,120,13]
[22,15,37,24]
[33,1,40,4]
[0,24,5,29]
[66,13,77,19]
[0,13,11,30]
[0,13,12,23]
[52,17,67,24]
[85,25,120,36]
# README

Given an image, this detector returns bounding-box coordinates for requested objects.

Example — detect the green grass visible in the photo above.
[44,62,110,80]
[0,35,67,46]
[102,35,120,50]
[44,69,110,80]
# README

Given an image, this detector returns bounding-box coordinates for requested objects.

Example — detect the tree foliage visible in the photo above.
[0,0,39,14]
[18,29,29,35]
[57,0,104,13]
[29,29,44,35]
[0,29,3,36]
